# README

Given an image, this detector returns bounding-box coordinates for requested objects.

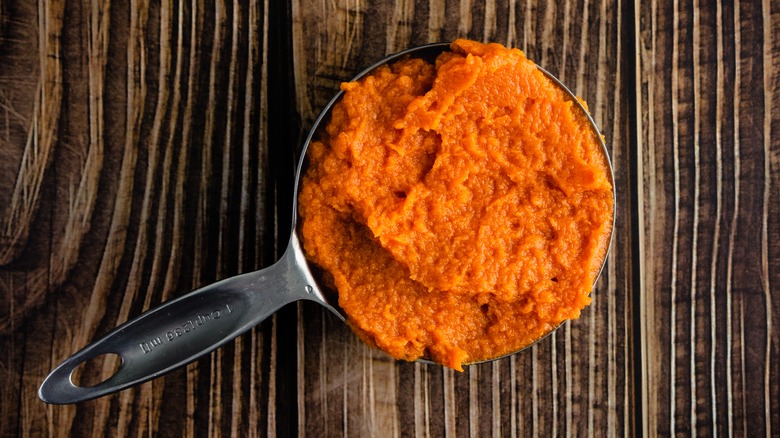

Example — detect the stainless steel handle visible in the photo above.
[38,246,318,404]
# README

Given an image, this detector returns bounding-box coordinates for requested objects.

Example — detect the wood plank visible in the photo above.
[0,0,278,435]
[290,0,635,435]
[636,0,780,435]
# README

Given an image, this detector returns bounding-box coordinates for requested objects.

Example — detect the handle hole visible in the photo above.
[70,353,122,388]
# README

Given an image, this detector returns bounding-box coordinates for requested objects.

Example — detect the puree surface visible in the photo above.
[298,39,613,370]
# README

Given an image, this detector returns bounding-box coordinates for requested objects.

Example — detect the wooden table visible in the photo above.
[1,0,777,436]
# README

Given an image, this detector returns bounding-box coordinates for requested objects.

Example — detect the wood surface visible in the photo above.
[637,0,780,436]
[0,0,775,436]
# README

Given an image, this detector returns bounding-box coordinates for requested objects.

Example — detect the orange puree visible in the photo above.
[298,40,613,370]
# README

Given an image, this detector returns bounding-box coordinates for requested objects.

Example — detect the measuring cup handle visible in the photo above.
[38,249,313,404]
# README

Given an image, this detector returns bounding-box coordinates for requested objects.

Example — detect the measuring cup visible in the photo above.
[38,43,615,404]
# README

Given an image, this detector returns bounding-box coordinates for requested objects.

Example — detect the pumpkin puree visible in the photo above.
[298,40,613,370]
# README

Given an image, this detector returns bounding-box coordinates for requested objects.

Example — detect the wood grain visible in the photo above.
[1,0,277,435]
[0,0,777,436]
[636,0,780,435]
[0,0,62,267]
